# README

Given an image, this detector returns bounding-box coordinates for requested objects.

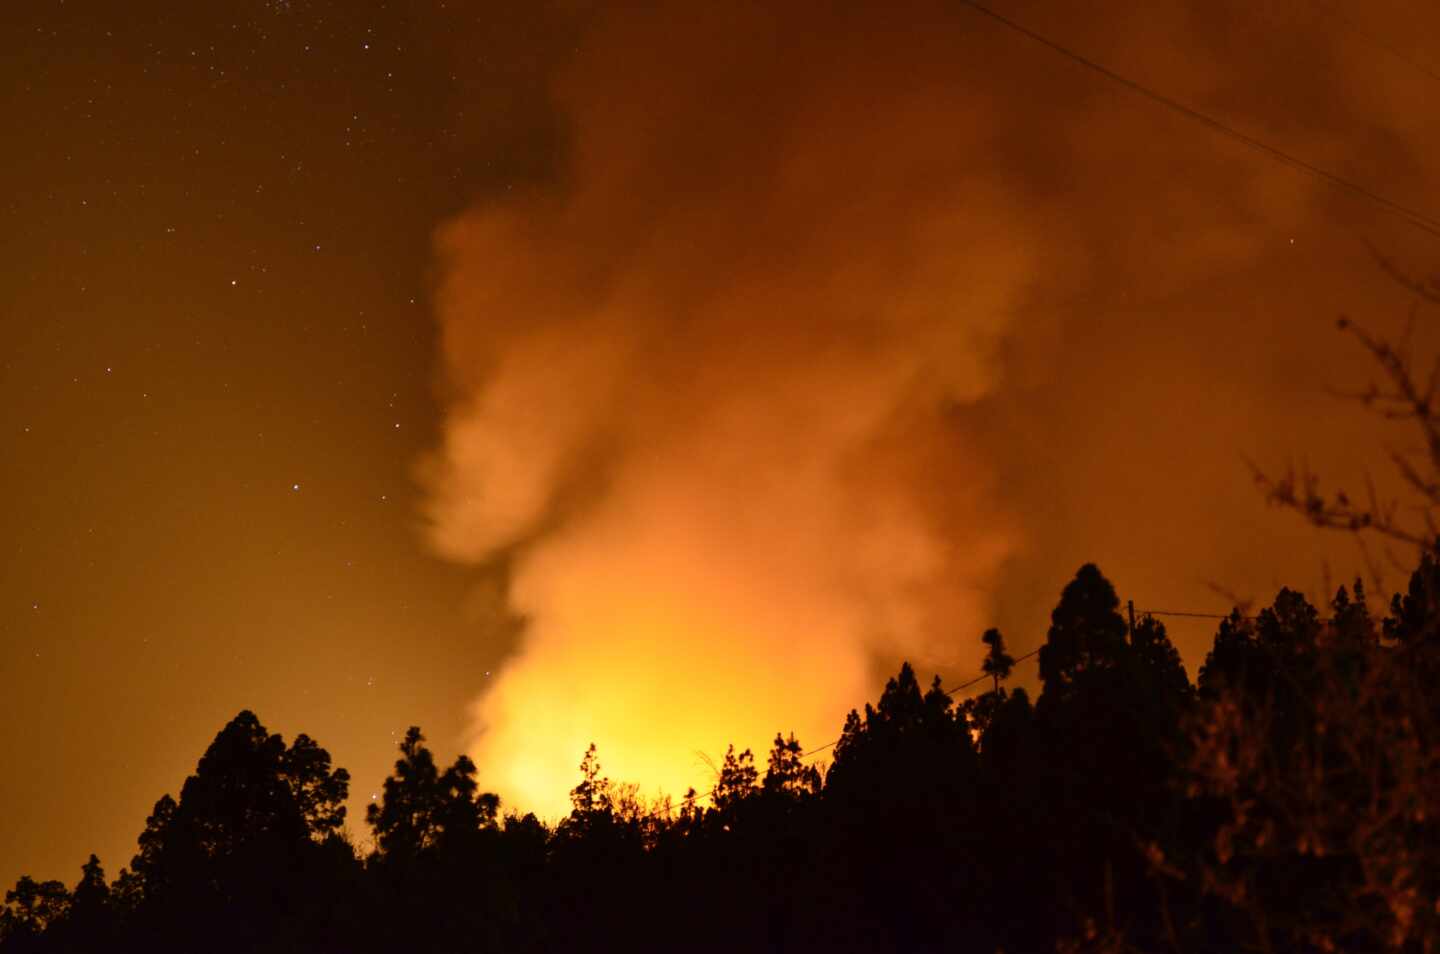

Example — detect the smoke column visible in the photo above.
[422,1,1068,814]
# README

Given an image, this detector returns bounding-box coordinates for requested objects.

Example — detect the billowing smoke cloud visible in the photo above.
[426,0,1440,814]
[423,2,1055,813]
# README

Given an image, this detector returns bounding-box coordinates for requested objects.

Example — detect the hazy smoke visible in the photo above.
[427,0,1440,813]
[423,2,1055,813]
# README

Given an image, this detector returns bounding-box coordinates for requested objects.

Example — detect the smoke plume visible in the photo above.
[427,0,1440,814]
[424,2,1053,813]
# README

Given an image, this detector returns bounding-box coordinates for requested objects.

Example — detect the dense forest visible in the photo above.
[5,555,1440,954]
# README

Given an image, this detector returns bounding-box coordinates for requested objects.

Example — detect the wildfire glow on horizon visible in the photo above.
[6,0,1440,886]
[418,2,1440,812]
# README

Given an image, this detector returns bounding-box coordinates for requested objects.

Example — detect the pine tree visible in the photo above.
[1039,564,1129,694]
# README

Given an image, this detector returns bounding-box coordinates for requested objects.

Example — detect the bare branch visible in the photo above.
[1254,308,1440,556]
[1364,240,1440,307]
[1250,460,1428,547]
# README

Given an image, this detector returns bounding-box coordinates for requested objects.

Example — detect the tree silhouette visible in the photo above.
[967,628,1018,738]
[981,626,1014,691]
[1030,565,1196,950]
[824,663,984,952]
[0,878,68,950]
[61,855,112,950]
[362,726,509,954]
[282,732,351,841]
[90,711,357,953]
[1129,614,1190,703]
[565,742,611,822]
[1039,563,1129,692]
[11,556,1440,954]
[1186,574,1440,951]
[761,733,820,801]
[177,710,308,854]
[367,726,496,862]
[367,727,443,858]
[711,744,757,816]
[1387,546,1440,647]
[113,793,176,910]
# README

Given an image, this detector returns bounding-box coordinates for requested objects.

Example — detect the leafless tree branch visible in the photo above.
[1253,296,1440,555]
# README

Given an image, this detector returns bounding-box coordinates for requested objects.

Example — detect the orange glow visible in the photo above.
[13,0,1440,889]
[424,2,1034,813]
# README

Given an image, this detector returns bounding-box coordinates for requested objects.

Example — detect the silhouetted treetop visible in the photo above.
[1129,614,1191,702]
[762,733,821,801]
[177,710,307,854]
[1387,546,1440,647]
[367,726,497,860]
[1197,609,1256,694]
[12,552,1440,954]
[829,662,976,811]
[967,628,1023,740]
[1039,563,1128,690]
[282,733,351,841]
[567,742,612,821]
[980,627,1014,689]
[711,745,757,815]
[1256,586,1323,655]
[0,877,68,946]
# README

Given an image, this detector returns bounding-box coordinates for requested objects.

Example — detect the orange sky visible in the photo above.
[5,0,1440,884]
[423,0,1440,816]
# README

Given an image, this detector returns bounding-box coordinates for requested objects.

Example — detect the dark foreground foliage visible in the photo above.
[6,557,1440,954]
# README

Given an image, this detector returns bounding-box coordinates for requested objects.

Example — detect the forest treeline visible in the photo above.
[5,556,1440,954]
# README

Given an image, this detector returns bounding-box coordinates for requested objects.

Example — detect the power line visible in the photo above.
[1141,608,1335,623]
[945,647,1043,695]
[1307,0,1440,85]
[955,0,1440,240]
[1140,608,1239,621]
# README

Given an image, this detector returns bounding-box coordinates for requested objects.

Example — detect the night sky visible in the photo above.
[1,0,558,885]
[5,0,1440,890]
